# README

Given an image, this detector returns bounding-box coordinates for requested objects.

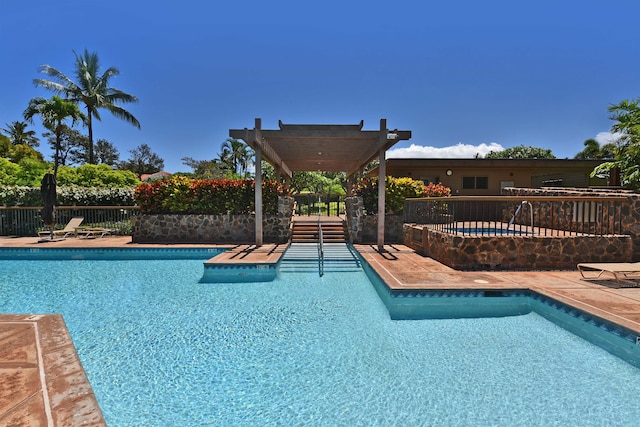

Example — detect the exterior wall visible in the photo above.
[131,196,294,244]
[403,224,633,270]
[381,158,607,196]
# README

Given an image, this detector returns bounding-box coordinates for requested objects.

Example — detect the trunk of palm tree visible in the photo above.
[87,107,94,164]
[54,133,61,178]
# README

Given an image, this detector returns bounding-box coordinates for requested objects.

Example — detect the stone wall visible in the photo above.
[503,187,640,261]
[403,224,633,270]
[345,196,403,243]
[131,196,294,244]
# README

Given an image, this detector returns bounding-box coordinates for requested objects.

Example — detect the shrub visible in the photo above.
[423,182,452,197]
[0,185,136,206]
[134,176,289,214]
[353,176,450,214]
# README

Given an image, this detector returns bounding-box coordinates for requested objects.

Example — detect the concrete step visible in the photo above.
[291,220,347,243]
[279,243,362,274]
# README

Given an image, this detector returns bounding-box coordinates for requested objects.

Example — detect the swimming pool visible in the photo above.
[446,227,530,235]
[2,250,640,426]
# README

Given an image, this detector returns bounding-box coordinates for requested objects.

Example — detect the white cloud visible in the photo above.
[386,142,504,159]
[594,131,622,145]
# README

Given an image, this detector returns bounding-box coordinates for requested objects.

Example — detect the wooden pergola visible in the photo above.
[229,118,411,249]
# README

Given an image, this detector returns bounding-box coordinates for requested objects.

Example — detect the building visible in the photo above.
[377,158,609,195]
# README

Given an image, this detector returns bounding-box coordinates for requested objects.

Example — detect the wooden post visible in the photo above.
[254,119,263,247]
[377,119,387,252]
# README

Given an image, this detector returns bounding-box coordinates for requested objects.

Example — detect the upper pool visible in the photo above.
[1,249,640,426]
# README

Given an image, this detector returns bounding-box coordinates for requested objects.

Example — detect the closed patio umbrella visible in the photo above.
[40,173,57,239]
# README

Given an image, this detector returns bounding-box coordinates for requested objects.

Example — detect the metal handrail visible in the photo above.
[318,220,324,277]
[317,198,324,276]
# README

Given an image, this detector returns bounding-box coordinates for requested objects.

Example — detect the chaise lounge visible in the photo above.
[577,262,640,287]
[37,216,84,238]
[75,227,114,238]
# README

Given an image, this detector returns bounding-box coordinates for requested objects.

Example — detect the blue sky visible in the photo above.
[2,0,639,173]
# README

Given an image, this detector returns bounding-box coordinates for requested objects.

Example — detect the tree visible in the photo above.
[120,144,164,177]
[0,134,11,157]
[94,139,120,166]
[181,157,227,179]
[43,126,86,166]
[485,145,555,159]
[9,144,45,164]
[592,98,640,189]
[66,134,120,166]
[23,96,85,177]
[1,121,39,147]
[574,138,616,160]
[219,138,253,177]
[33,49,140,164]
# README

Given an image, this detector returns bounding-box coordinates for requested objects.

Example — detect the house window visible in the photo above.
[463,176,489,190]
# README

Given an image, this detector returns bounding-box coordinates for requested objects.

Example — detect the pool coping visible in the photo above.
[0,314,104,426]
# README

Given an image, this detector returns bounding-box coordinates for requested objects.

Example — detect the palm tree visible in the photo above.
[33,49,140,164]
[0,121,39,147]
[24,96,86,177]
[219,138,253,177]
[574,138,601,160]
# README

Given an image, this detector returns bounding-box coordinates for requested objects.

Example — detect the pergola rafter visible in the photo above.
[229,118,411,249]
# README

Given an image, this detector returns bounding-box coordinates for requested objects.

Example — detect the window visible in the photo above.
[500,181,514,190]
[462,176,489,190]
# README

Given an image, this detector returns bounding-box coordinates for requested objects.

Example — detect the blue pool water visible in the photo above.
[449,227,530,235]
[2,253,640,426]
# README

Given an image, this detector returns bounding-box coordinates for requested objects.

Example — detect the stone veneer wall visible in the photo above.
[403,224,633,270]
[344,196,403,243]
[132,196,294,244]
[503,187,640,261]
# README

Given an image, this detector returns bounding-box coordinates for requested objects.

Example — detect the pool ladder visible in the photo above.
[508,200,534,229]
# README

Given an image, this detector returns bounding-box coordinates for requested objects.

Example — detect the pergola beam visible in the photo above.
[229,119,292,178]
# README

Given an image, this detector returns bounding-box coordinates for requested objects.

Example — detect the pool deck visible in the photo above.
[2,236,640,425]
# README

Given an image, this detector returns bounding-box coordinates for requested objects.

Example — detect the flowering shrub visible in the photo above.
[353,176,450,214]
[134,177,289,214]
[0,185,135,206]
[423,182,451,197]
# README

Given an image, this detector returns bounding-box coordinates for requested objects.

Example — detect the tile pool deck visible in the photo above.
[2,236,640,425]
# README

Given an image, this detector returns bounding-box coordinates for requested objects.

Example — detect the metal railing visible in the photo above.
[317,218,324,277]
[293,194,345,216]
[0,206,140,236]
[404,196,628,236]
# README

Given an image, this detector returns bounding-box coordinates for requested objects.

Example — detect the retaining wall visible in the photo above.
[403,224,633,270]
[131,197,294,244]
[345,196,403,243]
[503,187,640,261]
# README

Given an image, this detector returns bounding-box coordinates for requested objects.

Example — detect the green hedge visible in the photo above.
[134,176,289,214]
[0,185,136,206]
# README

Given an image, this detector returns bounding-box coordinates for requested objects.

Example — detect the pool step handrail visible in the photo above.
[317,217,324,277]
[508,200,534,229]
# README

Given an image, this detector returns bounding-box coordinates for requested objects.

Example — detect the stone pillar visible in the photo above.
[345,196,364,243]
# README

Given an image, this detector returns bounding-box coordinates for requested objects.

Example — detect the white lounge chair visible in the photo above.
[578,262,640,286]
[37,217,84,238]
[75,227,114,238]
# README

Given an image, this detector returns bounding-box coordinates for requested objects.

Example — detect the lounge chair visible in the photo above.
[577,262,640,286]
[37,217,84,238]
[75,227,113,238]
